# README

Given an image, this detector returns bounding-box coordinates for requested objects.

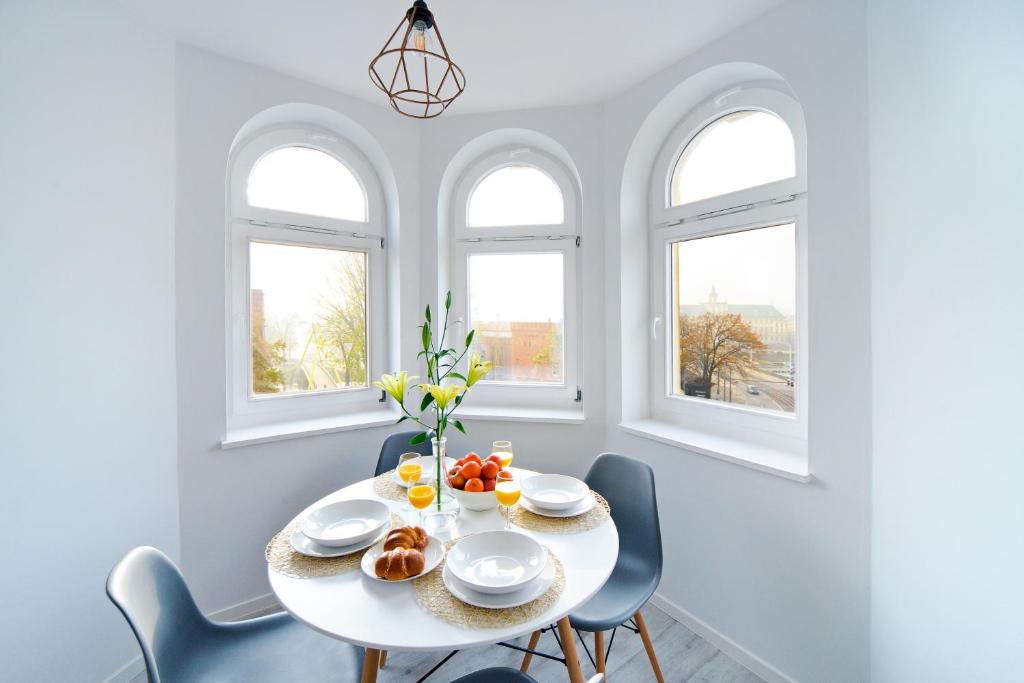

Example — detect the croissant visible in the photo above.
[383,526,428,551]
[374,547,426,580]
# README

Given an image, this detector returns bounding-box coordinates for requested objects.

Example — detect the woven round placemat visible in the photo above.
[371,472,407,502]
[413,540,565,629]
[500,492,610,534]
[266,513,404,579]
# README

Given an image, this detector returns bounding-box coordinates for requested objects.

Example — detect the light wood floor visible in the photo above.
[374,604,764,682]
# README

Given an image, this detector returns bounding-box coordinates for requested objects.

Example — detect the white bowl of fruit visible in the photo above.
[447,452,512,511]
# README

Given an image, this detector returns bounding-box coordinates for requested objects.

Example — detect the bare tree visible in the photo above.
[678,312,765,397]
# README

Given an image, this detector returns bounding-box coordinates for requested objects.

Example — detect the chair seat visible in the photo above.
[452,667,537,683]
[569,555,659,632]
[166,612,364,682]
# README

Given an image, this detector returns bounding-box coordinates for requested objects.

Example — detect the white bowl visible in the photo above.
[450,486,498,511]
[443,557,555,609]
[446,531,547,594]
[521,474,589,511]
[300,499,390,547]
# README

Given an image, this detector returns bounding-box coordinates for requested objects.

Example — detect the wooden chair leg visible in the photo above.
[361,648,381,683]
[595,630,606,673]
[634,611,665,683]
[556,617,586,683]
[520,629,542,672]
[378,650,388,669]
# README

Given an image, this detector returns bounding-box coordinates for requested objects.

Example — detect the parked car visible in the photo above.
[747,384,760,395]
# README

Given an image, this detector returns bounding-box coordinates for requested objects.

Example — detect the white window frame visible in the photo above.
[227,126,388,431]
[450,147,581,410]
[649,88,808,453]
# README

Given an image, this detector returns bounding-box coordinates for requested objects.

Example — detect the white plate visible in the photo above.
[446,531,547,595]
[519,492,597,518]
[521,474,589,511]
[290,523,390,558]
[301,499,390,547]
[392,455,458,488]
[443,557,555,609]
[360,535,444,583]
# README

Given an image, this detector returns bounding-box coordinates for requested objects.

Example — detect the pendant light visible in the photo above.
[369,1,466,119]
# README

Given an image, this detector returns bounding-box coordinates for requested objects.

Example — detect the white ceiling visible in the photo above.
[121,0,781,115]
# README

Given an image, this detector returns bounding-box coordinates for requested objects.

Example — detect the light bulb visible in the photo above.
[409,21,433,55]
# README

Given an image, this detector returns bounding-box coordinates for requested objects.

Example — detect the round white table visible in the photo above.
[269,468,618,683]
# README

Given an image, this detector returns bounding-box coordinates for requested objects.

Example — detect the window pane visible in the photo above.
[250,241,367,396]
[467,165,564,227]
[671,224,795,413]
[248,146,367,221]
[468,252,564,383]
[670,111,795,206]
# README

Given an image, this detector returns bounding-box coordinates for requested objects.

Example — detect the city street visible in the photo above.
[714,367,794,413]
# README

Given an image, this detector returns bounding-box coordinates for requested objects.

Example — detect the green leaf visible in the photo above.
[445,291,452,310]
[452,419,466,435]
[465,329,475,347]
[454,393,464,407]
[420,392,435,411]
[448,371,466,382]
[425,304,431,323]
[394,415,409,424]
[409,431,429,446]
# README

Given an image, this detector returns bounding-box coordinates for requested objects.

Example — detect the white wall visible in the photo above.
[868,1,1024,680]
[0,2,180,681]
[173,45,426,611]
[602,1,871,681]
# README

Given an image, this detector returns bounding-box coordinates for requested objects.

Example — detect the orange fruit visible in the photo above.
[496,470,513,481]
[460,461,482,479]
[481,461,499,479]
[464,477,484,493]
[483,478,496,492]
[464,452,482,463]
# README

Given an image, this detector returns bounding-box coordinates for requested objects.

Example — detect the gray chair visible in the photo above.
[452,668,604,683]
[522,453,664,681]
[107,546,363,682]
[375,429,432,477]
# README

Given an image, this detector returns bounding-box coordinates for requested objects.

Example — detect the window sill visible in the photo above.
[457,404,586,425]
[618,419,810,483]
[222,408,400,449]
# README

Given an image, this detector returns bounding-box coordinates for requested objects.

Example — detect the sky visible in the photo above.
[675,223,795,315]
[468,252,564,323]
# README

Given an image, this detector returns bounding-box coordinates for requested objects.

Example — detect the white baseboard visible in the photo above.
[101,593,282,683]
[649,591,797,683]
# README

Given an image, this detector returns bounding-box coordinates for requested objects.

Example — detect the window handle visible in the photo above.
[651,316,662,341]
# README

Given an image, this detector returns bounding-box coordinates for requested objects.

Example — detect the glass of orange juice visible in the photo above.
[407,481,437,524]
[492,440,514,469]
[494,472,521,530]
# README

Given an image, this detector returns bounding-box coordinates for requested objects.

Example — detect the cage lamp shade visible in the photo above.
[368,1,466,119]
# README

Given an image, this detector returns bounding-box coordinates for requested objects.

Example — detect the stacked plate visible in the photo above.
[443,531,555,608]
[290,499,391,558]
[519,474,595,517]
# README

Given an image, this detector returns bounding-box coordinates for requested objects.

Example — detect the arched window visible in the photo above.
[670,110,795,206]
[451,147,581,411]
[649,87,807,446]
[227,127,387,428]
[247,146,367,221]
[467,165,564,227]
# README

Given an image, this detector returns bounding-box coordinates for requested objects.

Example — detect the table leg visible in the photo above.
[378,650,388,669]
[595,630,606,673]
[555,617,585,683]
[520,629,542,672]
[361,648,381,683]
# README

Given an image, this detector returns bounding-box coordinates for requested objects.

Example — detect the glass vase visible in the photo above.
[421,436,459,536]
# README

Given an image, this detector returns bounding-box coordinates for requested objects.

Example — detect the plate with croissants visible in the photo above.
[360,525,444,582]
